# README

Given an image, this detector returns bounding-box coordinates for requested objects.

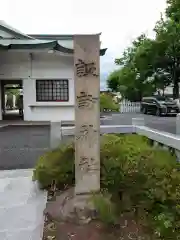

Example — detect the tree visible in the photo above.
[100,93,119,112]
[166,0,180,21]
[150,0,180,99]
[154,17,180,98]
[108,35,158,101]
[108,0,180,100]
[5,84,20,96]
[107,70,121,92]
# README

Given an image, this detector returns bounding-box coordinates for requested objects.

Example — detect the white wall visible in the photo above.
[0,52,75,121]
[23,79,75,121]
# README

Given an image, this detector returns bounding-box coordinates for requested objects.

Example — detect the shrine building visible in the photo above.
[0,21,107,121]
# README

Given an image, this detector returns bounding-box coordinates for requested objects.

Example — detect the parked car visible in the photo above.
[141,96,180,116]
[174,98,180,111]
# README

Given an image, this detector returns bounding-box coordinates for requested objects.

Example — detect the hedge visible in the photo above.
[33,134,180,239]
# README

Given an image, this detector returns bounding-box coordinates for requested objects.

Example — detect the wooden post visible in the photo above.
[74,34,100,208]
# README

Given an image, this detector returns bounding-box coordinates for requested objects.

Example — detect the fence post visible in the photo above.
[50,121,62,149]
[176,114,180,161]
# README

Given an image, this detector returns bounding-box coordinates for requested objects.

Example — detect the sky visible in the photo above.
[1,0,167,89]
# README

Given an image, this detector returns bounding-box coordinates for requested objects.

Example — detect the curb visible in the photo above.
[0,124,9,129]
[0,117,112,128]
[0,123,50,128]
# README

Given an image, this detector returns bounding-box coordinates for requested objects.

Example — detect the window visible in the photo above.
[36,80,69,102]
[155,96,173,104]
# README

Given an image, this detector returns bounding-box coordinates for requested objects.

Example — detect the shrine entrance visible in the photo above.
[0,80,23,120]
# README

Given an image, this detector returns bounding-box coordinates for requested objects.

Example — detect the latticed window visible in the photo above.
[36,80,69,102]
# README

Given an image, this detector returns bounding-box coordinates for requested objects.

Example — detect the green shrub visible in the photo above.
[100,134,180,238]
[91,190,117,225]
[33,142,75,189]
[100,93,119,112]
[33,133,180,238]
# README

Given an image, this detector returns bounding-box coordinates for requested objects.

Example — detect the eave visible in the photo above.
[0,20,34,39]
[28,34,73,40]
[0,40,107,56]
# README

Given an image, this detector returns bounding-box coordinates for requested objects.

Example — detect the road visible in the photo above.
[101,113,177,134]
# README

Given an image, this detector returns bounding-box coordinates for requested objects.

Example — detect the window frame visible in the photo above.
[36,79,69,102]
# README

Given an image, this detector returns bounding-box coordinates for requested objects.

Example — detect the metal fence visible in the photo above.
[50,117,180,162]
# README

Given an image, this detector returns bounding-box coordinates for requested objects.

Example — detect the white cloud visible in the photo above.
[1,0,166,73]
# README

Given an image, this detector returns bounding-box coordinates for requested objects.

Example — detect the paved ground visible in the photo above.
[0,114,177,170]
[0,125,50,170]
[101,113,177,134]
[0,169,47,240]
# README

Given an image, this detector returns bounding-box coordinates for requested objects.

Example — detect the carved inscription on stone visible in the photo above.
[76,91,98,109]
[75,59,99,77]
[74,35,100,196]
[76,124,98,148]
[79,156,98,174]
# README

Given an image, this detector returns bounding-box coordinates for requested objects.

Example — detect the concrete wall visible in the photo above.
[0,52,75,121]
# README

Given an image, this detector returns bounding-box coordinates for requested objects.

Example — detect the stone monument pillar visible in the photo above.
[74,34,100,208]
[46,35,101,224]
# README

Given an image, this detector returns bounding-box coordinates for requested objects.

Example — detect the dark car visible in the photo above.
[141,96,180,116]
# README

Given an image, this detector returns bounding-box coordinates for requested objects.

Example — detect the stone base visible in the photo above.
[45,188,98,225]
